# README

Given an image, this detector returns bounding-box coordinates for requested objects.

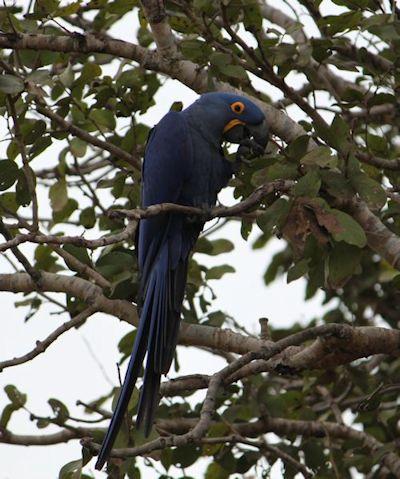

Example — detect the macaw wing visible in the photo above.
[137,111,192,303]
[95,111,194,470]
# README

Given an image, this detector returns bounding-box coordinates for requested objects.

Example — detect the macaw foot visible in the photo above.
[235,138,266,170]
[237,146,255,165]
[240,137,266,155]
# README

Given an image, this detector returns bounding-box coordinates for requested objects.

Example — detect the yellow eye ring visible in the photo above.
[231,101,245,114]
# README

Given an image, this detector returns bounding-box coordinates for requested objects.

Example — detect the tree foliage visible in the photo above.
[0,0,400,478]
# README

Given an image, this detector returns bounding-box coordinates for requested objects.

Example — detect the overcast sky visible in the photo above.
[0,1,352,477]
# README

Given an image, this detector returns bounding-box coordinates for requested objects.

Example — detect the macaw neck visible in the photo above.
[181,102,226,148]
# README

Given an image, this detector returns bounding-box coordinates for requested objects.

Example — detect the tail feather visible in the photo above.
[95,244,188,470]
[95,276,155,470]
[161,260,188,371]
[155,271,167,373]
[135,358,161,435]
[136,269,163,433]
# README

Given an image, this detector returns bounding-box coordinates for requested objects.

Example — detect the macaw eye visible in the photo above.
[231,101,245,114]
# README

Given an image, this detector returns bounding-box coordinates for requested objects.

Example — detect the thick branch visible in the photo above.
[140,0,178,58]
[0,272,265,355]
[0,272,399,367]
[350,200,400,270]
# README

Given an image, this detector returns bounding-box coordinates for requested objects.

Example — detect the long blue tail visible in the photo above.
[95,245,184,470]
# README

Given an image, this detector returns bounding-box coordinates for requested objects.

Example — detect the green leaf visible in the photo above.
[351,173,386,210]
[21,120,47,145]
[287,258,309,283]
[327,242,362,288]
[16,170,31,206]
[7,140,19,160]
[236,451,261,474]
[303,440,326,470]
[36,418,51,428]
[329,209,367,247]
[300,146,337,168]
[311,38,333,62]
[221,64,248,80]
[30,135,52,159]
[172,444,200,468]
[243,0,262,29]
[169,101,183,112]
[96,250,136,278]
[266,160,299,181]
[195,238,234,255]
[193,0,215,15]
[48,398,69,424]
[211,239,234,255]
[34,0,59,15]
[63,244,92,268]
[89,109,116,130]
[0,160,19,191]
[0,404,17,428]
[70,138,87,158]
[257,198,291,233]
[161,448,173,471]
[0,385,27,428]
[240,219,253,240]
[319,11,363,35]
[180,39,212,63]
[205,462,229,479]
[294,170,321,197]
[169,13,195,33]
[210,52,231,69]
[320,170,354,200]
[58,64,74,87]
[285,135,310,161]
[0,192,19,213]
[49,179,68,212]
[77,62,102,86]
[206,264,235,280]
[118,330,136,358]
[0,75,24,94]
[56,1,81,16]
[331,114,350,144]
[53,198,78,224]
[5,384,27,407]
[203,311,226,327]
[35,244,58,271]
[79,207,96,228]
[314,114,350,152]
[58,459,82,479]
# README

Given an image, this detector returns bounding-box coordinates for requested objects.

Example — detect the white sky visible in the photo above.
[0,0,368,477]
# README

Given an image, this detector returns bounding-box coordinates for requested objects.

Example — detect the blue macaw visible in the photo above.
[95,92,268,470]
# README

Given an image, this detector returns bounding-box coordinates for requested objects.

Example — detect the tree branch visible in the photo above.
[350,199,400,270]
[140,0,179,58]
[0,220,138,252]
[35,104,140,169]
[0,306,96,371]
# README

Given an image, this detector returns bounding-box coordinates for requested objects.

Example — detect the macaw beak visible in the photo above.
[222,119,269,151]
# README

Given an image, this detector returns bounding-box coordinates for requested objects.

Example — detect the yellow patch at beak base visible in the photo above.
[223,118,245,133]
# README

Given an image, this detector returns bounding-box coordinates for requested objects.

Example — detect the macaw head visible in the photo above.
[193,92,269,149]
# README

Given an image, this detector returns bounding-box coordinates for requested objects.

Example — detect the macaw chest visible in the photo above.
[180,136,232,208]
